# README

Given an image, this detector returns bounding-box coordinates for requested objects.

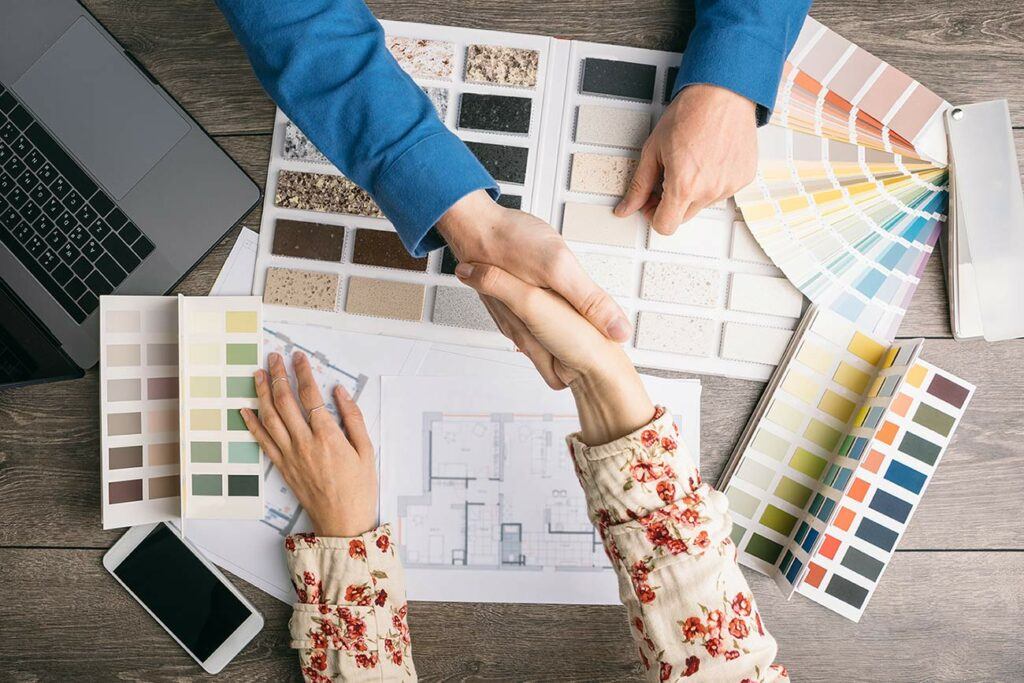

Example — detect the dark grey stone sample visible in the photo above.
[464,141,528,185]
[458,93,532,134]
[580,58,656,102]
[496,194,522,209]
[664,66,679,104]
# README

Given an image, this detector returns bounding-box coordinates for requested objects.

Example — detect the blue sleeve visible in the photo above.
[672,0,813,125]
[215,0,498,256]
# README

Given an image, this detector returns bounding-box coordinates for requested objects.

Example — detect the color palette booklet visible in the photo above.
[99,295,264,530]
[735,17,951,341]
[718,305,974,621]
[252,20,811,382]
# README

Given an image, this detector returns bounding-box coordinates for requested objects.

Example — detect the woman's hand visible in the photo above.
[240,351,377,538]
[455,263,655,445]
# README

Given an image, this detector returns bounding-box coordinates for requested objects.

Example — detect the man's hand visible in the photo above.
[437,190,632,390]
[615,84,758,234]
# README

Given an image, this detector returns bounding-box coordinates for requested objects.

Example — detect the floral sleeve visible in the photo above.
[568,406,789,682]
[284,524,415,682]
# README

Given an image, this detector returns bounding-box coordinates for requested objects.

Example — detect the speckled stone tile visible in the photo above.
[464,45,539,88]
[271,219,346,262]
[432,285,497,331]
[458,93,532,134]
[640,261,721,307]
[275,170,383,218]
[283,122,329,164]
[352,229,427,272]
[465,141,528,185]
[422,86,449,119]
[575,105,650,149]
[345,277,425,321]
[263,267,339,312]
[635,311,718,357]
[580,58,656,102]
[386,37,454,80]
[575,252,634,296]
[569,153,637,196]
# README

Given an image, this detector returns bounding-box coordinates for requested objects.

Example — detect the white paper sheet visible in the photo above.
[211,227,259,296]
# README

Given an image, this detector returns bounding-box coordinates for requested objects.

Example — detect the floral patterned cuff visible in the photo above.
[284,525,400,607]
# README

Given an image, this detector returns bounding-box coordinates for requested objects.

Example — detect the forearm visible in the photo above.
[285,526,415,681]
[567,409,788,682]
[569,354,654,446]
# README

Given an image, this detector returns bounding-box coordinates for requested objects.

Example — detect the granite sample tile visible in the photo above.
[664,66,679,104]
[283,122,329,164]
[728,273,804,317]
[561,201,642,248]
[345,277,425,321]
[569,153,637,195]
[422,86,449,119]
[580,58,656,102]
[465,141,528,185]
[575,105,650,150]
[351,228,427,272]
[271,219,346,262]
[496,194,522,209]
[275,170,383,218]
[720,322,792,365]
[464,45,539,88]
[386,37,454,80]
[635,311,718,357]
[730,220,772,264]
[575,252,634,296]
[440,247,459,275]
[432,285,497,331]
[458,93,532,134]
[641,262,721,307]
[263,266,339,312]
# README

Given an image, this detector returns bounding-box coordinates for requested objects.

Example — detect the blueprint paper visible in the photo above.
[211,227,258,296]
[379,373,701,604]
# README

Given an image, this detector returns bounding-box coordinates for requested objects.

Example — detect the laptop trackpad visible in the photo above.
[13,18,188,199]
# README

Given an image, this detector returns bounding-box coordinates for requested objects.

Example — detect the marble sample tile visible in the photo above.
[569,153,637,195]
[635,311,717,357]
[432,285,497,331]
[580,58,656,102]
[464,45,539,88]
[271,219,346,262]
[263,267,339,312]
[720,322,792,365]
[664,66,679,104]
[647,215,731,257]
[275,170,383,218]
[345,277,425,321]
[640,262,721,307]
[283,122,329,164]
[422,86,449,119]
[575,252,634,296]
[351,228,427,271]
[458,93,532,134]
[575,105,650,149]
[440,247,458,276]
[728,273,804,317]
[561,202,642,248]
[386,37,454,80]
[465,141,528,185]
[730,220,772,264]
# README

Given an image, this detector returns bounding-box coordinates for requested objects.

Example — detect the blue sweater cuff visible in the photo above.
[372,131,499,257]
[673,26,787,127]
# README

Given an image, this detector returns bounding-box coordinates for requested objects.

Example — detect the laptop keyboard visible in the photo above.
[0,81,155,323]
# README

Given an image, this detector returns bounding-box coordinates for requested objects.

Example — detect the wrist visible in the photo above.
[569,355,654,445]
[675,83,756,118]
[436,189,504,260]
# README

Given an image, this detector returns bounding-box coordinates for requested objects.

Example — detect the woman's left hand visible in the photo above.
[240,351,378,538]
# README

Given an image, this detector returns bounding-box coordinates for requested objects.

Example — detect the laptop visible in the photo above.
[0,0,260,387]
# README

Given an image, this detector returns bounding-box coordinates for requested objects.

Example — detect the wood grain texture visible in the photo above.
[1,548,1021,681]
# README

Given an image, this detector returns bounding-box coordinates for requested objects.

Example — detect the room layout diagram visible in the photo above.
[396,412,611,572]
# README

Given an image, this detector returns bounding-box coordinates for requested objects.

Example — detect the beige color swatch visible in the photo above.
[561,202,641,248]
[263,267,340,312]
[345,277,425,321]
[569,153,637,196]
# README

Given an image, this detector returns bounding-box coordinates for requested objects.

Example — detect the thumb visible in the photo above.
[614,151,661,217]
[454,262,531,310]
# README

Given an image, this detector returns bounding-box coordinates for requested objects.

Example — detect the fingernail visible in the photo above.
[239,408,251,420]
[253,370,263,384]
[607,317,632,342]
[293,350,305,364]
[455,263,474,278]
[614,201,626,215]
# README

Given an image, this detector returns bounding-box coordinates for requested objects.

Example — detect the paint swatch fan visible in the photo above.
[734,17,950,340]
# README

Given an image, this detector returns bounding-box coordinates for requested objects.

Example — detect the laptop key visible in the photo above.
[119,222,142,245]
[38,248,59,271]
[0,143,10,166]
[50,176,70,198]
[4,155,25,179]
[102,232,141,271]
[23,149,44,172]
[57,242,78,264]
[0,90,15,114]
[64,190,84,213]
[10,135,30,158]
[0,121,17,143]
[67,225,88,249]
[78,292,98,315]
[85,269,112,296]
[0,172,13,194]
[54,211,75,233]
[43,197,64,219]
[89,191,115,218]
[0,228,86,323]
[19,200,41,223]
[106,208,128,230]
[7,187,27,210]
[75,203,97,225]
[24,122,98,199]
[132,235,155,260]
[52,262,73,285]
[29,183,50,206]
[25,234,45,257]
[44,227,65,250]
[16,168,38,193]
[12,220,32,243]
[9,105,32,131]
[85,217,112,241]
[37,162,57,185]
[81,238,102,262]
[1,206,19,228]
[64,276,86,299]
[71,255,91,278]
[96,253,128,287]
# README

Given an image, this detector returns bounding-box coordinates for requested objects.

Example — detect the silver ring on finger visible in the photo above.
[306,404,327,424]
[271,376,290,388]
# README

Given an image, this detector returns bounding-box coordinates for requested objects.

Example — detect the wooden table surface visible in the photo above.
[2,1,1023,680]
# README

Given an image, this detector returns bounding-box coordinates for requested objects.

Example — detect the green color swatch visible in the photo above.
[226,376,257,398]
[759,504,798,536]
[790,448,827,479]
[192,474,222,496]
[730,522,747,546]
[774,477,813,508]
[226,408,249,430]
[228,474,260,496]
[912,403,954,437]
[190,441,222,463]
[804,419,842,451]
[751,429,789,461]
[726,486,760,519]
[228,441,260,464]
[745,533,783,564]
[226,343,258,365]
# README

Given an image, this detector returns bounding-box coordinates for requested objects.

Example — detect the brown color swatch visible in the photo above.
[148,475,180,500]
[352,229,427,271]
[263,267,339,312]
[109,445,143,470]
[345,277,425,321]
[148,442,179,466]
[109,479,143,504]
[271,219,346,262]
[274,170,383,218]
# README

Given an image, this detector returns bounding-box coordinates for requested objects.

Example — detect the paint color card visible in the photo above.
[100,296,181,529]
[178,296,263,522]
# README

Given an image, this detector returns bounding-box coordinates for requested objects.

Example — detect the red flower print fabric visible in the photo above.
[284,524,416,681]
[568,408,789,682]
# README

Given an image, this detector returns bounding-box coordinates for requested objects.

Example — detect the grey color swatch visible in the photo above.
[432,286,498,331]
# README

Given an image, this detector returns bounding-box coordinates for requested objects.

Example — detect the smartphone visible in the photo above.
[103,522,264,674]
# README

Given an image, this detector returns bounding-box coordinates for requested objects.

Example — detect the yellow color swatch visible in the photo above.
[848,332,887,366]
[882,347,900,368]
[818,390,856,422]
[226,311,258,333]
[190,408,221,431]
[766,400,804,432]
[867,376,884,397]
[189,343,220,365]
[833,362,871,394]
[782,370,819,404]
[905,363,928,387]
[852,405,870,427]
[804,419,842,451]
[796,341,833,375]
[190,376,221,398]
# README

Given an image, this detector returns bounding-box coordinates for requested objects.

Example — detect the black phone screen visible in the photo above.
[114,524,251,661]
